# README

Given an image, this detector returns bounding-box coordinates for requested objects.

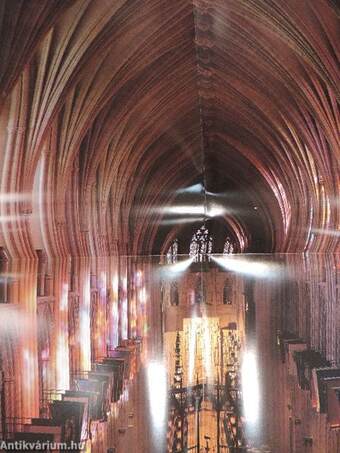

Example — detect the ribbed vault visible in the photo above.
[0,0,338,259]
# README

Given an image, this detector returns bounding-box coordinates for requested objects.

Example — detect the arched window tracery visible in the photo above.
[223,279,232,305]
[189,226,213,262]
[167,239,179,264]
[170,281,179,306]
[223,237,234,255]
[195,276,206,304]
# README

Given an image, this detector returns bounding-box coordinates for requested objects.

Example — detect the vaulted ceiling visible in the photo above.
[0,0,339,258]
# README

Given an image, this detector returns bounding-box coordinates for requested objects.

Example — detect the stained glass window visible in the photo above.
[223,237,234,255]
[166,239,179,264]
[189,226,213,262]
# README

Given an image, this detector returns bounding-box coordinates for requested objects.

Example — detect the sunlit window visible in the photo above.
[223,236,234,255]
[189,226,213,262]
[166,239,179,264]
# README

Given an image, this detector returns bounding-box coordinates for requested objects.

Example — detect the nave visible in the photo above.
[0,0,339,451]
[0,253,339,452]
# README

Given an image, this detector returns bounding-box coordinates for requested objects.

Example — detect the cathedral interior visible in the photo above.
[0,0,339,452]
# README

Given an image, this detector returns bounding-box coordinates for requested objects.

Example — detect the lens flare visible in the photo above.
[212,255,278,278]
[241,350,260,425]
[147,361,167,433]
[161,257,193,278]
